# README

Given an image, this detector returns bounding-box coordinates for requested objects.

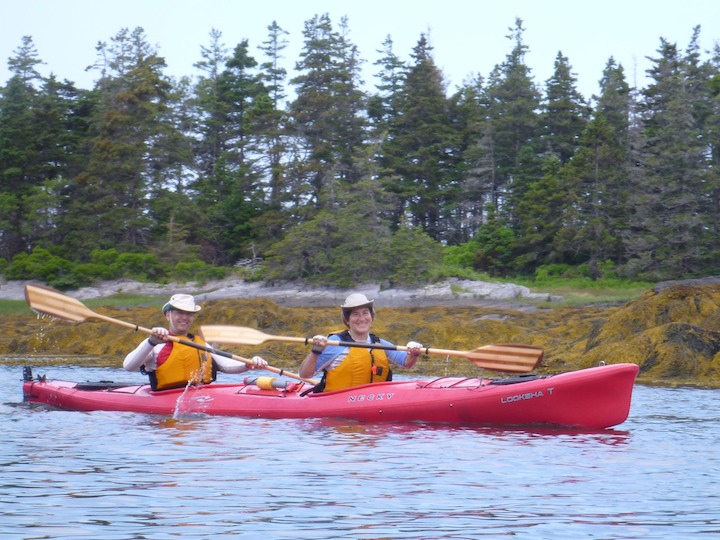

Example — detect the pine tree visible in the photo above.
[379,33,459,242]
[704,39,720,269]
[256,21,290,208]
[625,38,707,279]
[450,75,493,243]
[541,51,590,163]
[288,13,367,211]
[368,35,406,133]
[62,27,174,256]
[556,59,631,276]
[192,28,231,181]
[483,18,542,215]
[0,37,86,260]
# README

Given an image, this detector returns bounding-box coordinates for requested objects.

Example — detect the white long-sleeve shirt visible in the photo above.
[123,338,253,374]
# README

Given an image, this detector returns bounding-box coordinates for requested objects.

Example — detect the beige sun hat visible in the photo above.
[162,294,202,314]
[341,293,375,324]
[341,293,374,309]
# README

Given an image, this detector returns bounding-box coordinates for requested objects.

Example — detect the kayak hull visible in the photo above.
[22,363,639,429]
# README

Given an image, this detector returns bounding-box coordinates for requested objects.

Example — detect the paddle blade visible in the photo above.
[465,344,543,373]
[24,284,95,323]
[200,325,275,346]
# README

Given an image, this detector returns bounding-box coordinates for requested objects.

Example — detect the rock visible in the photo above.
[0,277,558,310]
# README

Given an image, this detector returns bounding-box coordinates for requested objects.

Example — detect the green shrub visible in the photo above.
[110,253,164,281]
[172,260,228,282]
[5,248,73,284]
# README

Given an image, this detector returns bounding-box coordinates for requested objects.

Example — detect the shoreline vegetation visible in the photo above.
[3,276,720,388]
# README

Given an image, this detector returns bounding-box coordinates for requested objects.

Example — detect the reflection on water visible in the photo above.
[1,363,719,539]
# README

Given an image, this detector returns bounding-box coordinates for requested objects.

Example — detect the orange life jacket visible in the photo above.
[321,331,392,392]
[150,334,215,391]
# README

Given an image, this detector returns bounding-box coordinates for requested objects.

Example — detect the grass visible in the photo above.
[0,299,33,317]
[84,294,165,310]
[0,294,165,317]
[524,281,653,306]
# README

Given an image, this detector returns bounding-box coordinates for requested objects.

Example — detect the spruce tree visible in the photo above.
[379,33,459,242]
[62,27,174,257]
[483,18,542,216]
[625,38,707,279]
[287,13,367,211]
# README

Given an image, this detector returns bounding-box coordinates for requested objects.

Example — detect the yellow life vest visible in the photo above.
[322,332,391,392]
[152,334,215,391]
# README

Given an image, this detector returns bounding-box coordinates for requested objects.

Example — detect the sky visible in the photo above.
[2,0,720,101]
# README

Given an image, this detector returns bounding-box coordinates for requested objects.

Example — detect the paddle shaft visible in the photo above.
[117,317,315,384]
[24,285,317,385]
[299,337,538,368]
[199,325,543,373]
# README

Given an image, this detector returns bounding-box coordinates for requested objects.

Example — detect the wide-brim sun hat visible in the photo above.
[341,293,375,323]
[341,293,374,309]
[162,294,202,314]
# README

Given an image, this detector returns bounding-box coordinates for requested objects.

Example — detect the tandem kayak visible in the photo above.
[22,363,639,429]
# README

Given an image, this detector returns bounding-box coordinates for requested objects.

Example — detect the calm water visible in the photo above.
[1,362,719,540]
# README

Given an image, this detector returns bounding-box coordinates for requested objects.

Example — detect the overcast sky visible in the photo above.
[2,0,719,101]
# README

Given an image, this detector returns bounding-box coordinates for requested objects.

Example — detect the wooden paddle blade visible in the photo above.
[24,284,96,322]
[466,344,543,373]
[200,325,279,346]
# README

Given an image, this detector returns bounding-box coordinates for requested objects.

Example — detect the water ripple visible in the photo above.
[2,366,719,539]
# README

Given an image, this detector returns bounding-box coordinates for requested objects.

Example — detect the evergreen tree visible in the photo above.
[540,51,590,163]
[0,37,86,260]
[512,157,568,272]
[625,38,707,279]
[287,13,367,212]
[201,38,270,263]
[0,37,43,259]
[379,33,459,242]
[483,18,542,214]
[368,35,406,133]
[256,21,290,208]
[556,59,631,277]
[62,27,174,257]
[192,28,231,181]
[704,40,720,268]
[450,75,493,243]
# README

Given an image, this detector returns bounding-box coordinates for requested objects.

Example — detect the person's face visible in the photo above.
[347,307,373,335]
[165,309,195,335]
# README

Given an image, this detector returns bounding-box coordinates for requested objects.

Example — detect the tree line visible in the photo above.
[1,14,719,289]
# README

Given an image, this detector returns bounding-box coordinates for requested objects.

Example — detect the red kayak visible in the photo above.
[22,363,639,429]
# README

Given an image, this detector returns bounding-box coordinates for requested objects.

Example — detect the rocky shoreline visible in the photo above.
[0,276,560,309]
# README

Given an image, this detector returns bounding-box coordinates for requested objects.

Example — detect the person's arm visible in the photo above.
[123,339,157,371]
[299,334,328,378]
[123,326,168,371]
[213,354,268,374]
[382,339,423,368]
[299,334,346,378]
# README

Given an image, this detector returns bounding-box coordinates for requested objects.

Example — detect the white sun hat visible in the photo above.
[341,293,374,309]
[341,293,375,324]
[162,294,202,314]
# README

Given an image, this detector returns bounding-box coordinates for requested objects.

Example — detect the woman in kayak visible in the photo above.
[124,294,268,390]
[298,293,423,392]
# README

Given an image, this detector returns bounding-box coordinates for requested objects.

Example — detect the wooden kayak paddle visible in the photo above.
[200,325,543,373]
[24,284,318,384]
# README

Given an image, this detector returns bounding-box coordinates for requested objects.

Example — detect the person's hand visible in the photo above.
[249,356,268,369]
[406,341,423,357]
[311,335,327,354]
[148,327,169,345]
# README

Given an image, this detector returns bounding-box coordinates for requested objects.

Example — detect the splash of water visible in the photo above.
[172,383,214,419]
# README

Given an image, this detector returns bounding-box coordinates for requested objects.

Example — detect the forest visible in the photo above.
[1,14,719,290]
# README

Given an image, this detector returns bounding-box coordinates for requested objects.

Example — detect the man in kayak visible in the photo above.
[124,294,268,390]
[298,293,423,392]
